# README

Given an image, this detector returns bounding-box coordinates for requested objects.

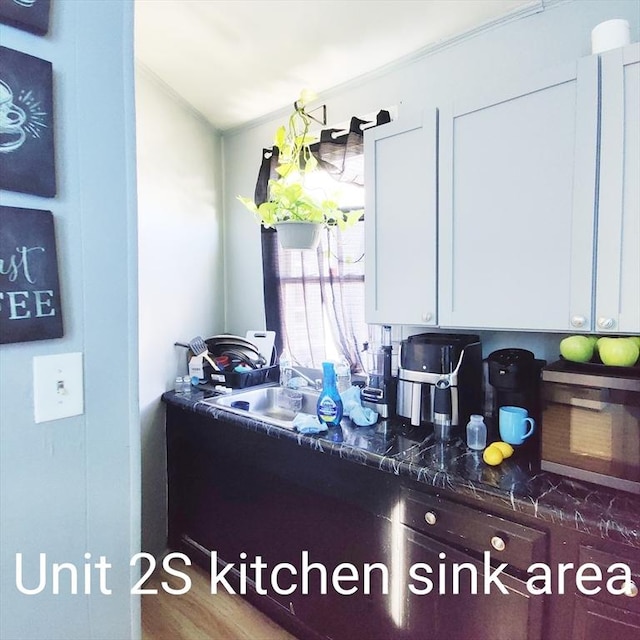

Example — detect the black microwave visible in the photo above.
[540,360,640,494]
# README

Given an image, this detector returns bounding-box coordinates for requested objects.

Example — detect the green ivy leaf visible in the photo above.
[236,196,258,214]
[304,153,318,173]
[257,202,278,226]
[274,125,286,150]
[298,88,317,107]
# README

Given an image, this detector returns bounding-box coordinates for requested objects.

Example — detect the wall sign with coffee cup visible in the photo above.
[0,46,56,197]
[0,0,51,35]
[0,206,63,344]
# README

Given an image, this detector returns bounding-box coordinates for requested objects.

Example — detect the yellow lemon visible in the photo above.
[492,441,514,459]
[483,446,504,466]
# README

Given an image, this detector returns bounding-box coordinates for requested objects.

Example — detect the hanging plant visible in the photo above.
[237,90,363,236]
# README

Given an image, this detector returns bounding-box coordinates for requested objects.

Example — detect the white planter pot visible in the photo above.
[274,221,322,250]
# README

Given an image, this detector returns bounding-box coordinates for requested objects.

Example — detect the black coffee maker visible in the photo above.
[485,348,545,453]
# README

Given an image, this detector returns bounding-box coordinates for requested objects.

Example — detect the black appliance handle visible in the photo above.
[434,377,452,415]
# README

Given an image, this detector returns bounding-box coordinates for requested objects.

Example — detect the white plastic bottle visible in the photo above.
[466,414,487,450]
[336,356,352,394]
[279,349,292,388]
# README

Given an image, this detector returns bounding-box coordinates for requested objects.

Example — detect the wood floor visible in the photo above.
[142,562,299,640]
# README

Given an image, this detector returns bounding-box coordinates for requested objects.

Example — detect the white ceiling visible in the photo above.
[135,0,538,131]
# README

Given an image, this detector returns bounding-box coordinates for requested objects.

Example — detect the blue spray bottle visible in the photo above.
[316,362,343,427]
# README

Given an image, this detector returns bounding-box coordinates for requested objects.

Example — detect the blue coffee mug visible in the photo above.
[499,406,535,445]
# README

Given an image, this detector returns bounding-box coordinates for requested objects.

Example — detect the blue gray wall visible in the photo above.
[0,3,139,639]
[135,65,225,559]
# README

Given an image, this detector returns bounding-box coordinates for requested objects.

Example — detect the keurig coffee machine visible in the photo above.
[486,348,545,424]
[485,348,545,459]
[396,333,483,434]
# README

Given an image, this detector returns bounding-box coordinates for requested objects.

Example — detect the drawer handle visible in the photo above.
[491,535,506,552]
[626,580,638,598]
[424,511,437,526]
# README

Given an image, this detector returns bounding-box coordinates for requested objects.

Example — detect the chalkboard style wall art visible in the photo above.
[0,206,63,344]
[0,0,51,35]
[0,46,56,197]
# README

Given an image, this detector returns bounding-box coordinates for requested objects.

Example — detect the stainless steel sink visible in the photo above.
[204,384,319,429]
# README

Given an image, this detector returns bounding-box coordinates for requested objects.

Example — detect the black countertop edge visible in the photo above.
[163,390,640,549]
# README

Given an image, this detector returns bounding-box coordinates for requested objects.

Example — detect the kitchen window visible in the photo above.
[269,207,366,373]
[259,110,391,373]
[262,186,366,371]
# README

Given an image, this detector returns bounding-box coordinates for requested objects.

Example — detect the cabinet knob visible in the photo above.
[626,580,638,598]
[570,315,587,328]
[422,312,433,323]
[597,317,615,330]
[490,535,506,552]
[424,511,437,526]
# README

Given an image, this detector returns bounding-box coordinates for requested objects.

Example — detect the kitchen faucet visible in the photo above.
[289,366,321,390]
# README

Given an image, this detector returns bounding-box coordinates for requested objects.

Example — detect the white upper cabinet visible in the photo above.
[364,46,639,333]
[595,43,640,334]
[438,56,600,331]
[364,109,438,325]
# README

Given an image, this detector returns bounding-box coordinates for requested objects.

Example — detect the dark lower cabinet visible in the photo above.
[166,404,639,640]
[572,596,640,639]
[167,407,399,640]
[569,543,640,639]
[402,527,543,640]
[398,487,545,640]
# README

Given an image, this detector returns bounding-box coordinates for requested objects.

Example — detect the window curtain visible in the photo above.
[309,111,390,186]
[258,110,391,371]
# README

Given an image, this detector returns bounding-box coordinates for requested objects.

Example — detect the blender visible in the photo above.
[362,325,396,418]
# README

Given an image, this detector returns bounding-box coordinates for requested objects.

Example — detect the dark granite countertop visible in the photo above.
[163,388,640,549]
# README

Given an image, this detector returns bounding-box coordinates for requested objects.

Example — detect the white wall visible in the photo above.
[222,0,640,361]
[135,67,225,557]
[0,3,139,640]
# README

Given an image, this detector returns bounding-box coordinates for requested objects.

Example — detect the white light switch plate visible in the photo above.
[33,352,84,423]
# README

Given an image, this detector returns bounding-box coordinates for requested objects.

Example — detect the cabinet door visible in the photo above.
[402,526,544,640]
[596,43,640,334]
[167,407,399,640]
[439,57,599,331]
[365,109,438,326]
[572,597,640,640]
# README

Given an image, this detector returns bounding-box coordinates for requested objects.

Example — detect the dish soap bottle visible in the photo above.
[317,361,343,427]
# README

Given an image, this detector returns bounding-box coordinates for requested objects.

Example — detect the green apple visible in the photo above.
[598,337,640,367]
[586,335,599,352]
[560,335,594,363]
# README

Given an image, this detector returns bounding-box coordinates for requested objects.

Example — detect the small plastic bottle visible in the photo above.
[174,376,185,394]
[317,362,344,427]
[279,349,292,388]
[466,414,487,450]
[182,375,192,396]
[335,356,352,394]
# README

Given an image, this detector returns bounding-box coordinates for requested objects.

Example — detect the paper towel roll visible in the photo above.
[591,19,631,54]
